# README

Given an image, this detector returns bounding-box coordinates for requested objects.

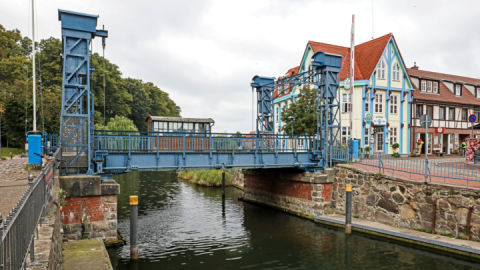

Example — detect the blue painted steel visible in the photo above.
[349,139,359,160]
[93,131,318,173]
[58,9,107,175]
[251,76,275,134]
[28,135,42,164]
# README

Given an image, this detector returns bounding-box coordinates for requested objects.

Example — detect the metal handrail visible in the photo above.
[0,151,59,270]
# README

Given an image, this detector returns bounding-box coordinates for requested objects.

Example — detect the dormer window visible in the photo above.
[421,80,426,91]
[455,84,462,96]
[433,82,438,93]
[427,81,432,92]
[377,59,386,80]
[477,87,480,98]
[392,62,400,81]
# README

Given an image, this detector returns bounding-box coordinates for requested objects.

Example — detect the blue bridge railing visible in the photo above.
[94,131,317,153]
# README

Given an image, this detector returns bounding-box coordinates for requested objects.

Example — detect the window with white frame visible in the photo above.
[393,62,400,81]
[390,95,398,114]
[342,93,351,113]
[421,80,426,92]
[341,126,350,145]
[433,82,438,93]
[365,98,370,113]
[276,107,279,122]
[375,94,383,113]
[365,126,370,142]
[477,88,480,98]
[449,108,455,120]
[427,81,432,93]
[377,59,386,79]
[455,85,462,96]
[389,127,398,145]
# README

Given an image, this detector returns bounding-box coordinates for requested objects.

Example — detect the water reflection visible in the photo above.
[109,171,480,270]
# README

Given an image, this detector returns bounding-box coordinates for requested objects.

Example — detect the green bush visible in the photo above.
[410,153,418,157]
[391,152,401,158]
[353,215,359,218]
[178,170,233,187]
[364,146,371,153]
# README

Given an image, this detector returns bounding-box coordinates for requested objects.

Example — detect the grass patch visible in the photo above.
[353,215,359,218]
[441,232,454,238]
[1,147,25,158]
[178,170,233,187]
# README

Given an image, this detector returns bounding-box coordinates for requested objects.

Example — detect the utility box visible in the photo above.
[28,134,42,164]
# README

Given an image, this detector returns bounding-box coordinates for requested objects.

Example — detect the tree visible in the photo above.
[281,85,318,135]
[95,115,138,134]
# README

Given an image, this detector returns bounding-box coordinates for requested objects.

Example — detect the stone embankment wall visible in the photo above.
[60,176,120,240]
[333,164,480,240]
[242,169,335,217]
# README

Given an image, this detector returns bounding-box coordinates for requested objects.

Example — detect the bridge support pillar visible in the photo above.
[241,168,335,218]
[59,175,120,241]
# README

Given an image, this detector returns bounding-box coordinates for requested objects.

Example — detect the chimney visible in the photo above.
[411,62,419,70]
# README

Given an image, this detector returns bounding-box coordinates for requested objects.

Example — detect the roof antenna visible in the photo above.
[371,0,374,39]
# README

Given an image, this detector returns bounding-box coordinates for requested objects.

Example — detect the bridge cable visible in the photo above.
[102,27,106,128]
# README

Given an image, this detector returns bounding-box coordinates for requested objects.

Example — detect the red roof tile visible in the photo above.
[408,68,480,106]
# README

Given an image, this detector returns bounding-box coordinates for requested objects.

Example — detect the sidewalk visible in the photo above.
[63,239,112,270]
[0,159,29,217]
[315,214,480,259]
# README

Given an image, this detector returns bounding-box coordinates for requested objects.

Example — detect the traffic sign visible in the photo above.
[469,114,477,123]
[420,114,432,129]
[436,127,445,133]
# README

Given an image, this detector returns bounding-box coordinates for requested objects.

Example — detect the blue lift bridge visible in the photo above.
[56,9,353,177]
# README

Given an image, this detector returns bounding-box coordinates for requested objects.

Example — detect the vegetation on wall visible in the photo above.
[0,24,181,147]
[178,170,232,187]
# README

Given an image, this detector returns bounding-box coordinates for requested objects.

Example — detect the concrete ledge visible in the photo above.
[60,175,101,197]
[244,168,334,184]
[314,215,480,260]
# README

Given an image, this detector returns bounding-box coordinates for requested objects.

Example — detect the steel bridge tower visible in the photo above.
[58,10,107,174]
[251,51,343,170]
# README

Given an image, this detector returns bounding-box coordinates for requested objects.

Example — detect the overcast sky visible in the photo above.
[2,0,480,133]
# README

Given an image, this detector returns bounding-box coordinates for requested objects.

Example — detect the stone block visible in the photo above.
[101,180,120,195]
[377,198,398,213]
[60,175,101,197]
[102,195,117,204]
[374,210,394,226]
[400,205,416,220]
[410,202,419,211]
[392,193,405,204]
[455,208,469,226]
[63,223,82,235]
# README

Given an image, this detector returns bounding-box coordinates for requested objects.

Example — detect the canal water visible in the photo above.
[108,171,480,269]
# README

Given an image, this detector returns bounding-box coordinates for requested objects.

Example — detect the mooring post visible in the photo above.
[130,195,138,260]
[345,184,352,234]
[467,206,473,240]
[222,170,226,197]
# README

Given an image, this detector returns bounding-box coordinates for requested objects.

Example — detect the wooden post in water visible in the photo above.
[222,170,226,197]
[130,195,138,260]
[345,185,352,234]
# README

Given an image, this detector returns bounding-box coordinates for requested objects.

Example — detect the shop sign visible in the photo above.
[343,78,351,90]
[373,116,386,126]
[436,127,445,133]
[365,113,372,125]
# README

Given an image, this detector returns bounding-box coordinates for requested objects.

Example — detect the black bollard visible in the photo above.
[222,170,226,197]
[345,185,352,234]
[130,195,138,260]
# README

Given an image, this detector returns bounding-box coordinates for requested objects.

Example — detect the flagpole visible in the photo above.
[350,14,355,139]
[32,0,36,131]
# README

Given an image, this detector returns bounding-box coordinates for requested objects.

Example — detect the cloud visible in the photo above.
[1,0,479,133]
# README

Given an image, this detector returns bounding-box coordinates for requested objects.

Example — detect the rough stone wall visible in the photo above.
[232,169,245,189]
[243,169,334,217]
[333,164,480,240]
